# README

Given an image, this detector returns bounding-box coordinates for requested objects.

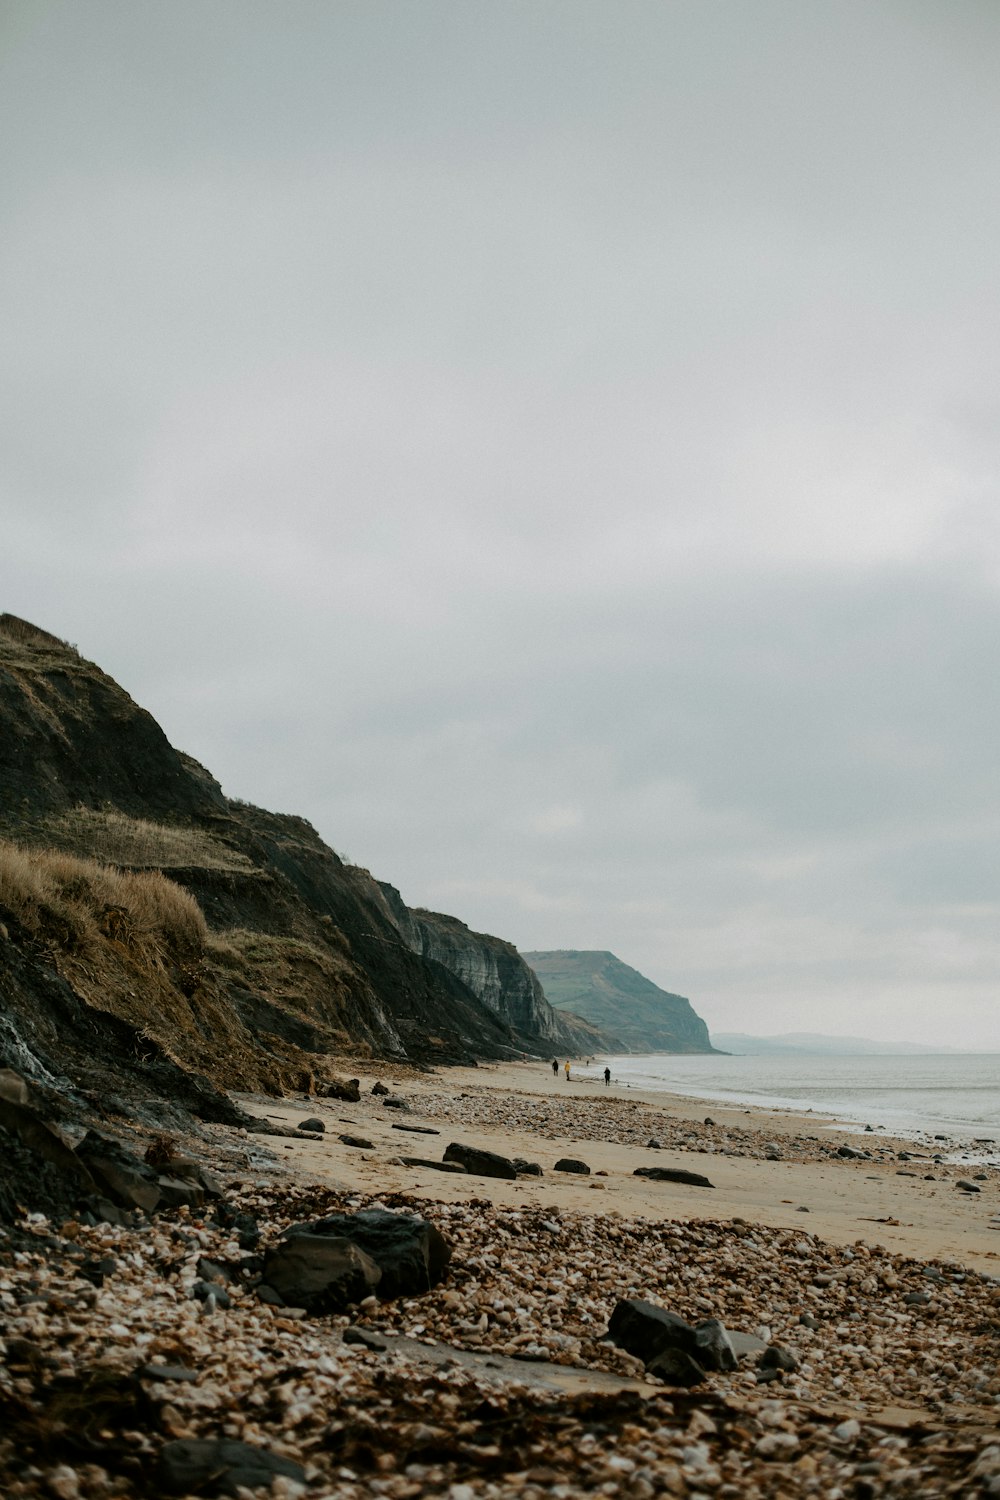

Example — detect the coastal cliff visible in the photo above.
[0,615,583,1123]
[351,876,608,1054]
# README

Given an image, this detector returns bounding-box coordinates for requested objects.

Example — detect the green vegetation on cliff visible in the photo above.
[523,949,716,1054]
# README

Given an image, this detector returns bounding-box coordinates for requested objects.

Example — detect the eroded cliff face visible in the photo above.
[358,879,608,1053]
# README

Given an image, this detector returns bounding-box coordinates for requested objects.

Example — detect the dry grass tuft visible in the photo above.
[0,840,208,957]
[40,807,252,872]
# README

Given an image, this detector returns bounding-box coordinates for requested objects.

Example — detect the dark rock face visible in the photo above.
[361,880,605,1053]
[157,1439,306,1497]
[443,1142,518,1180]
[290,1208,451,1299]
[260,1235,382,1313]
[297,1117,326,1133]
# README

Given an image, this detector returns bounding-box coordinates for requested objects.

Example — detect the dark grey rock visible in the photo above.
[607,1298,701,1366]
[289,1208,451,1299]
[512,1158,543,1176]
[645,1346,706,1386]
[836,1145,867,1160]
[322,1078,361,1102]
[297,1117,326,1134]
[443,1142,518,1180]
[760,1343,799,1372]
[633,1166,715,1188]
[646,1138,662,1149]
[157,1438,306,1497]
[192,1279,231,1310]
[197,1258,235,1286]
[554,1158,590,1175]
[695,1318,737,1371]
[381,1096,411,1111]
[904,1291,931,1306]
[338,1134,373,1149]
[155,1175,208,1211]
[75,1132,161,1213]
[371,1081,390,1095]
[390,1123,441,1135]
[956,1179,981,1193]
[261,1235,381,1313]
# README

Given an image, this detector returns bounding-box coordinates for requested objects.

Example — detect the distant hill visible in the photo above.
[711,1031,961,1057]
[523,950,717,1054]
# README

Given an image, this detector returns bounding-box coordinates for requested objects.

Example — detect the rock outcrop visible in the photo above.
[357,879,609,1053]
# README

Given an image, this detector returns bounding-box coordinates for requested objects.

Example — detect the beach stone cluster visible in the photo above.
[3,1171,1000,1500]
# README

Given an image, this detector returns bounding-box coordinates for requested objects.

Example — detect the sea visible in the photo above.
[574,1052,1000,1158]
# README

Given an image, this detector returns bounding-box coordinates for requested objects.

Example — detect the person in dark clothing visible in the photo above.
[551,1058,558,1076]
[604,1066,611,1087]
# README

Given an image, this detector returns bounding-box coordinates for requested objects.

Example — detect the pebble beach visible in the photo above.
[3,1060,1000,1498]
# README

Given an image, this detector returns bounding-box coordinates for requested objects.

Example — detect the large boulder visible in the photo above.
[442,1142,518,1180]
[287,1208,451,1299]
[260,1235,381,1313]
[607,1298,701,1366]
[608,1299,737,1375]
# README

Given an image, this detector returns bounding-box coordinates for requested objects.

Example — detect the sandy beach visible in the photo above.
[3,1058,1000,1499]
[244,1058,1000,1277]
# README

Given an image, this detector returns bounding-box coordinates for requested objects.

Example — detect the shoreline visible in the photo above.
[562,1052,1000,1160]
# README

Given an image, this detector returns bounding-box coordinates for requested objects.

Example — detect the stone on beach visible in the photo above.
[286,1206,452,1298]
[633,1165,715,1187]
[260,1233,381,1312]
[442,1141,518,1179]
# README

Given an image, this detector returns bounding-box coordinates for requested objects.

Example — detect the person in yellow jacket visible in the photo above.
[564,1059,571,1081]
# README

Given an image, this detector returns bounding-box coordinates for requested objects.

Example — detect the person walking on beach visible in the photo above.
[551,1058,558,1077]
[604,1066,611,1087]
[564,1059,571,1081]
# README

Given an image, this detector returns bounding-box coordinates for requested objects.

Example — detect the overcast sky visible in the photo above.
[3,2,999,1048]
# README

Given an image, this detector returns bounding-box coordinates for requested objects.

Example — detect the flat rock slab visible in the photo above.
[400,1157,467,1173]
[157,1439,306,1497]
[338,1135,374,1149]
[633,1166,715,1188]
[391,1123,441,1135]
[371,1332,661,1398]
